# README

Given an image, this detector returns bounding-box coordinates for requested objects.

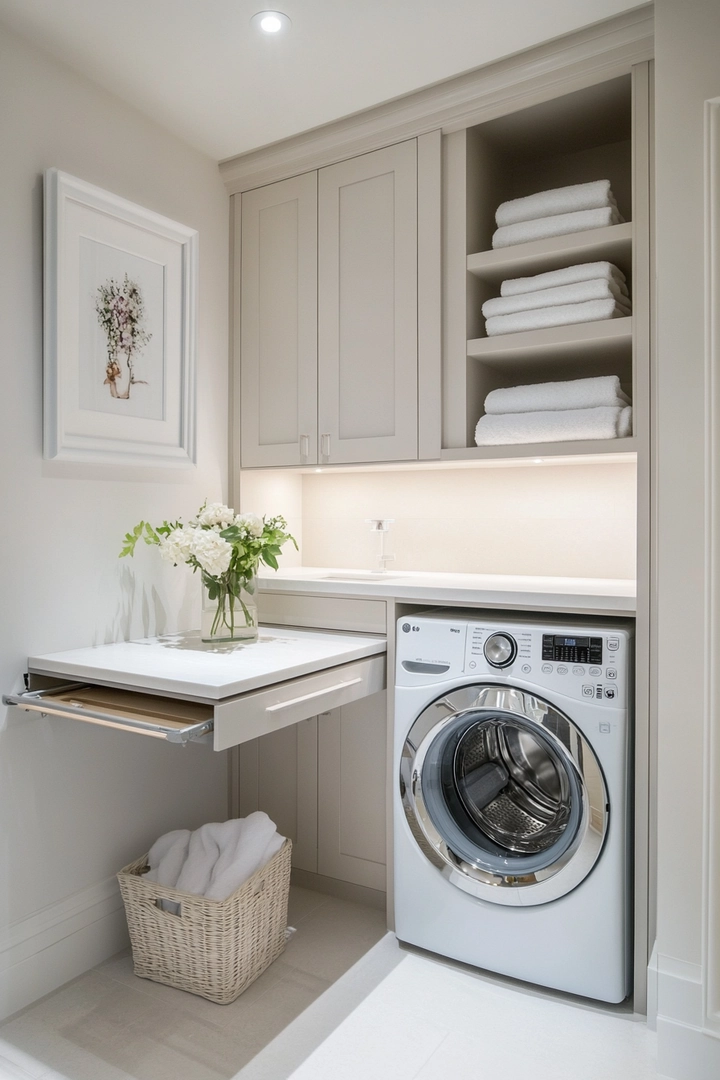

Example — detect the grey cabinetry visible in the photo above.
[237,135,440,468]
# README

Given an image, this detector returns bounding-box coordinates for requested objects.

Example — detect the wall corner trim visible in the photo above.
[0,876,128,1022]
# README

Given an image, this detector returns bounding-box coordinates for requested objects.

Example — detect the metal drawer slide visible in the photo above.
[3,683,214,744]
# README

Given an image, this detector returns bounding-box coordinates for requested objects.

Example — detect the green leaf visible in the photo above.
[263,551,279,570]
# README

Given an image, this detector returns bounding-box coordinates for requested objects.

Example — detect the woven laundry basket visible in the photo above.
[117,838,291,1004]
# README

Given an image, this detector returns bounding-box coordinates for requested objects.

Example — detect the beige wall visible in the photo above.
[0,23,229,1014]
[297,463,636,579]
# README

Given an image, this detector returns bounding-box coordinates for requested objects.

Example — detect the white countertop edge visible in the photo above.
[257,568,637,615]
[27,628,388,702]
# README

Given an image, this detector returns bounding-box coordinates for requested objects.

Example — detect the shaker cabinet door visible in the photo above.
[239,172,318,467]
[317,141,418,464]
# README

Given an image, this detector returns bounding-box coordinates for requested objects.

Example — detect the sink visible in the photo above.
[320,573,401,582]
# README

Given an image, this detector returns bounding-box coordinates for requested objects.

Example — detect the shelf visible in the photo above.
[467,317,632,367]
[466,223,633,285]
[440,438,637,464]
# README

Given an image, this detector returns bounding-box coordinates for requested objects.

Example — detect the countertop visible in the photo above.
[27,627,387,701]
[257,568,637,616]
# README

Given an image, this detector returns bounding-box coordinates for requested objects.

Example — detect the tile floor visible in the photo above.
[0,886,660,1080]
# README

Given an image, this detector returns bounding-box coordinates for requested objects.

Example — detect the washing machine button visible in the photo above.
[607,637,620,651]
[604,686,617,700]
[572,665,585,676]
[541,663,553,674]
[582,684,595,698]
[589,666,602,676]
[521,664,531,674]
[606,668,617,679]
[599,722,611,733]
[557,665,568,675]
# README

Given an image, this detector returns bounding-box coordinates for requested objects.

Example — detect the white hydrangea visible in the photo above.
[189,529,233,576]
[195,502,235,529]
[234,512,264,537]
[158,526,194,565]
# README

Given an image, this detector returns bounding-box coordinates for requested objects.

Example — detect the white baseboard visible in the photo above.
[0,876,128,1021]
[657,1017,720,1080]
[650,950,720,1079]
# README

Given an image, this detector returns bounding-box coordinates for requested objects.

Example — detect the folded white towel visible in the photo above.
[482,278,631,319]
[492,206,624,249]
[205,812,284,901]
[174,820,241,897]
[474,406,633,446]
[484,376,630,416]
[495,180,618,227]
[501,261,627,297]
[485,298,630,337]
[145,829,191,887]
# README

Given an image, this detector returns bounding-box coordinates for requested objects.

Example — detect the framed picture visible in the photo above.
[43,169,197,466]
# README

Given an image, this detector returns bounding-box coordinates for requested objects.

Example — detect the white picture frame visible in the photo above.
[43,169,197,466]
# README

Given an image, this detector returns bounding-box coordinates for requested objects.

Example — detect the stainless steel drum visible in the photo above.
[400,685,609,906]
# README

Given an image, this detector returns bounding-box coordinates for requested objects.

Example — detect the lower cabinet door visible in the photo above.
[237,717,318,873]
[317,693,387,892]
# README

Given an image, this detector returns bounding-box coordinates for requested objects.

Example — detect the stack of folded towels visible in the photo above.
[474,375,632,446]
[482,260,631,337]
[492,179,624,249]
[143,812,285,900]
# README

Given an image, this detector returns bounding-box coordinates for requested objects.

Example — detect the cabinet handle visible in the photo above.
[321,433,331,460]
[299,434,309,459]
[265,677,362,713]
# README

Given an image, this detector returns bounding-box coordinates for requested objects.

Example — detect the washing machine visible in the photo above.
[394,609,633,1003]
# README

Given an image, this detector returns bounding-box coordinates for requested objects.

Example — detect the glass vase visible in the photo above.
[201,573,258,643]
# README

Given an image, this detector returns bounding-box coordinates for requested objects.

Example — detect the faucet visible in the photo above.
[365,519,395,574]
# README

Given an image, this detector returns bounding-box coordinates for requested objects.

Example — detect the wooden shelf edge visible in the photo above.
[439,438,638,464]
[467,316,632,359]
[466,222,633,281]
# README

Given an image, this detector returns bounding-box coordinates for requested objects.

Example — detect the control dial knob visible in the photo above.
[483,632,517,669]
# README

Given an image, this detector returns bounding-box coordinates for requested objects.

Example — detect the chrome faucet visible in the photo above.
[365,518,395,574]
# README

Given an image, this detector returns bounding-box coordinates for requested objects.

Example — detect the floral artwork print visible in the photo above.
[95,274,152,399]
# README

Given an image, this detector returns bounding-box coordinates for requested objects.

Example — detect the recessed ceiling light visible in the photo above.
[251,10,291,34]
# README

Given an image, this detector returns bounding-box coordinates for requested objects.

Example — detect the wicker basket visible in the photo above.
[117,838,292,1004]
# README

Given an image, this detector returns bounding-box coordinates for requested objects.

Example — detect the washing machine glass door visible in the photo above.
[401,685,608,906]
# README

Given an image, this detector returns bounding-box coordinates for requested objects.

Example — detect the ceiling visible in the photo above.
[0,0,642,161]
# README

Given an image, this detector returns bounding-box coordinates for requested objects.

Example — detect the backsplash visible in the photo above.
[240,462,636,579]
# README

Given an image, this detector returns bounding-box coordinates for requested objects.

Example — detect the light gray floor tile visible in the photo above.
[286,885,331,927]
[280,895,387,983]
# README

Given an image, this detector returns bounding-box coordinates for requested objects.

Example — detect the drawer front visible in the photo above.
[213,654,386,750]
[258,592,387,634]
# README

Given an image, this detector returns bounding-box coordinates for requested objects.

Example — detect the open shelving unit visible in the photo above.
[441,73,643,463]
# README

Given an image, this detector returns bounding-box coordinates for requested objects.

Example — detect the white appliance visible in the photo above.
[394,609,633,1003]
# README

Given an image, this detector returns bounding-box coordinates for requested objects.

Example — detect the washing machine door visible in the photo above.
[400,684,609,906]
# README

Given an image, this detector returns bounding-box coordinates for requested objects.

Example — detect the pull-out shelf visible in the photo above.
[4,627,387,749]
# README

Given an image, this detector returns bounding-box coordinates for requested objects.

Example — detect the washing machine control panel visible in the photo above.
[396,613,631,707]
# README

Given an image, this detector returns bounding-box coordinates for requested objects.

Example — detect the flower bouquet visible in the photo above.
[120,502,297,642]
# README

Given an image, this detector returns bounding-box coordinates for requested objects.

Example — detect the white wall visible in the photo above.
[248,463,636,580]
[0,23,230,1016]
[653,2,720,1077]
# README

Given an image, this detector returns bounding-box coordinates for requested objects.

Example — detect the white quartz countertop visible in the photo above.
[27,627,387,702]
[257,568,637,615]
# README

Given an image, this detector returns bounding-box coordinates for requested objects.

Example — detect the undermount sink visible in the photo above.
[320,573,401,582]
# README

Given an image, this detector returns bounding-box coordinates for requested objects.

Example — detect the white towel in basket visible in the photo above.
[144,829,191,888]
[206,813,285,901]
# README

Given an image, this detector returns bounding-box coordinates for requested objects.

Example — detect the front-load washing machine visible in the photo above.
[394,609,633,1003]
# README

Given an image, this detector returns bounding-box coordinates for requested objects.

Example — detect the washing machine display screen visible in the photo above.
[542,635,602,664]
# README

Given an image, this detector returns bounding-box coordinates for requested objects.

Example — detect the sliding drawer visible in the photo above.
[212,654,386,750]
[3,683,213,744]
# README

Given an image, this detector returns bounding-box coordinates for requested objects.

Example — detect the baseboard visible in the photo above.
[657,1017,720,1080]
[290,868,387,913]
[0,876,128,1021]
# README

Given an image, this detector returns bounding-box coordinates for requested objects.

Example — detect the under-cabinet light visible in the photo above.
[251,10,291,33]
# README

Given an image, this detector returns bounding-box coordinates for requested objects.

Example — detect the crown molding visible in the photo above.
[219,5,654,195]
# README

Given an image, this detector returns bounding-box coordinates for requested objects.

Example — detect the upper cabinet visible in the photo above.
[236,136,440,468]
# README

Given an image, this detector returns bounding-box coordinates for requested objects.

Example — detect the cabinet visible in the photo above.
[237,692,387,892]
[236,135,441,468]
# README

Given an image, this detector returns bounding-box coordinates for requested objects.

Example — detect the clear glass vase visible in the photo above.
[201,573,258,643]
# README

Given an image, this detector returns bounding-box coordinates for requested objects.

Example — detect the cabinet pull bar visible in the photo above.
[265,677,363,713]
[321,433,331,459]
[300,434,309,458]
